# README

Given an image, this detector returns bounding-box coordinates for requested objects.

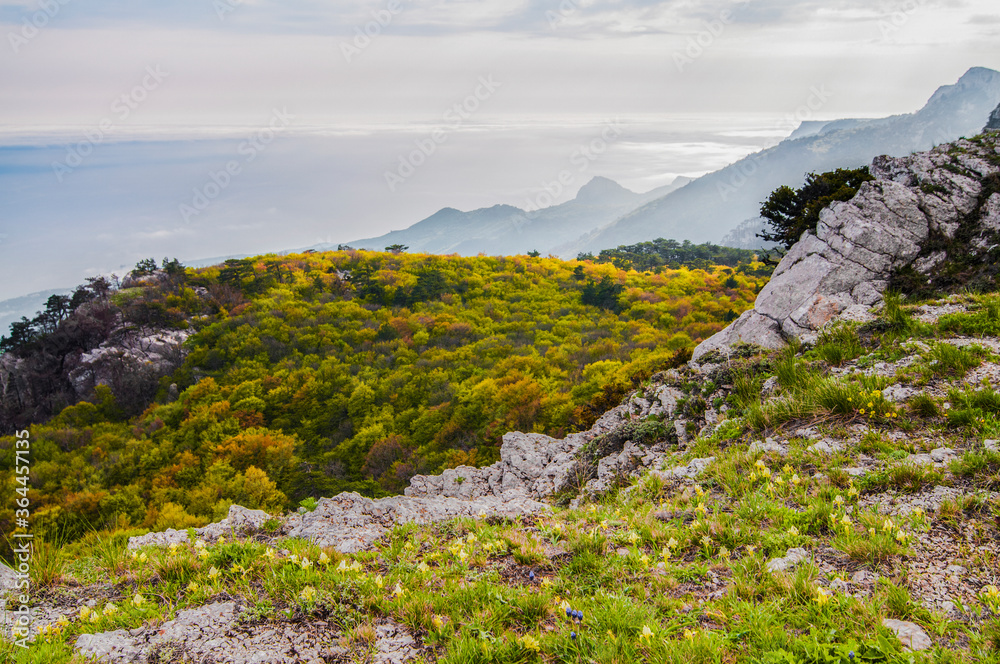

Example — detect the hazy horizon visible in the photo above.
[2,0,999,302]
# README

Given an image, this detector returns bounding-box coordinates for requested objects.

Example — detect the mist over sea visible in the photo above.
[0,114,799,302]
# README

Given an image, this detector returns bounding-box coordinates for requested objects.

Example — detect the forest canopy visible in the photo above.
[0,248,769,548]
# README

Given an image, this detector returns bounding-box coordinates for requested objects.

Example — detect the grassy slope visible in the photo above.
[4,293,1000,662]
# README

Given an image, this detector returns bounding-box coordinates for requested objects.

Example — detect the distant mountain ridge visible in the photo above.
[564,67,1000,255]
[335,68,1000,260]
[337,175,692,256]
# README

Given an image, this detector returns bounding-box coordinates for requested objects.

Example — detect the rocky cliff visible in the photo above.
[693,132,1000,361]
[987,102,1000,132]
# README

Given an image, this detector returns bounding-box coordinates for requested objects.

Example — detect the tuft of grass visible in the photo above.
[861,462,945,494]
[813,323,863,367]
[730,369,766,410]
[926,342,984,377]
[950,449,1000,488]
[908,393,940,418]
[938,295,1000,337]
[30,538,67,587]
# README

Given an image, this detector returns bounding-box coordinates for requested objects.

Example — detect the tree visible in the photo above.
[162,257,185,277]
[526,250,541,258]
[581,276,624,312]
[385,244,408,254]
[134,258,158,276]
[758,167,874,249]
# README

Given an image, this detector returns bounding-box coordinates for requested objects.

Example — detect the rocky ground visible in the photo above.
[3,290,1000,663]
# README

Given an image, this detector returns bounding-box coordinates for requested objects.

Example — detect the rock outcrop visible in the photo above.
[694,134,1000,361]
[128,504,272,549]
[127,381,709,554]
[67,328,190,398]
[75,602,424,663]
[986,102,1000,131]
[283,492,550,553]
[405,406,628,502]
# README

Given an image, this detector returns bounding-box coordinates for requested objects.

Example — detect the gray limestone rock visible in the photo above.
[749,438,788,456]
[986,102,1000,132]
[284,492,548,553]
[75,601,359,663]
[882,385,917,403]
[694,139,1000,362]
[129,504,271,550]
[652,457,716,480]
[882,619,933,651]
[0,562,19,597]
[807,439,844,455]
[766,547,809,573]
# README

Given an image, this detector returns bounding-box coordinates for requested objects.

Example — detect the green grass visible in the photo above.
[925,342,985,377]
[812,323,864,367]
[938,296,1000,337]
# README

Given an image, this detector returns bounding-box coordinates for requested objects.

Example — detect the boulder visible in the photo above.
[694,138,1000,362]
[652,457,716,480]
[284,492,548,553]
[129,504,271,550]
[766,547,809,573]
[882,619,933,651]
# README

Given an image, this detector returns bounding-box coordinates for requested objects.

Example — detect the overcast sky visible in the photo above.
[1,0,999,301]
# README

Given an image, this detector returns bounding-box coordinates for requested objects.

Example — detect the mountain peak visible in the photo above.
[924,66,1000,108]
[574,176,632,203]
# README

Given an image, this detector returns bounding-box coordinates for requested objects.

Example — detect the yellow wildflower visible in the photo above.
[132,593,145,608]
[318,552,330,566]
[788,526,800,537]
[299,586,316,602]
[432,615,445,630]
[208,566,221,580]
[519,634,541,652]
[640,625,654,642]
[815,587,831,606]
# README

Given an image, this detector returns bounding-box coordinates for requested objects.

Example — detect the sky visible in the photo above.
[1,0,999,302]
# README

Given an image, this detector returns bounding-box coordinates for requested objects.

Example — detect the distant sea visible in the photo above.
[0,113,810,304]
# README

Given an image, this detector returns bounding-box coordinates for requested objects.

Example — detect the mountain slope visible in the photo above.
[565,67,1000,255]
[342,176,691,256]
